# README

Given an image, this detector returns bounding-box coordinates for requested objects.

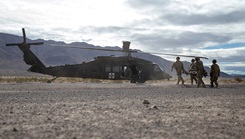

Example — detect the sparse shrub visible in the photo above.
[234,76,243,82]
[0,76,50,83]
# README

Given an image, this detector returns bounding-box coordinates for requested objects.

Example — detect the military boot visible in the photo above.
[215,82,218,88]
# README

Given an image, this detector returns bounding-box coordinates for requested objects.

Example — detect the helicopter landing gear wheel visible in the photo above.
[130,78,145,83]
[137,78,145,83]
[47,76,58,83]
[130,79,137,83]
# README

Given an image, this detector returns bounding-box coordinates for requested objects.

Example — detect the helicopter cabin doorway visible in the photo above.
[121,65,139,78]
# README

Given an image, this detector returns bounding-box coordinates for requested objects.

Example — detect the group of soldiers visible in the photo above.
[171,57,220,88]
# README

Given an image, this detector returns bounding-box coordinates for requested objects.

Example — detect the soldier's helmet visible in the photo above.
[212,59,217,64]
[176,57,180,60]
[191,59,195,62]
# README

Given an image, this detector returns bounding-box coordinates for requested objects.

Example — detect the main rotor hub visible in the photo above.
[122,41,130,52]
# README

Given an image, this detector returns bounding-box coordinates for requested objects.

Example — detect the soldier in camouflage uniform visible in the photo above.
[210,59,220,88]
[171,57,187,84]
[189,59,197,85]
[193,57,206,88]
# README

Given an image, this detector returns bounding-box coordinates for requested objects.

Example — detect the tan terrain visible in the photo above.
[0,81,244,139]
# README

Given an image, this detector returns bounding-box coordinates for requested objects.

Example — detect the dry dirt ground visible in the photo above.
[0,81,244,139]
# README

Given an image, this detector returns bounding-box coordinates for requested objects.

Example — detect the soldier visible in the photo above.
[210,59,220,88]
[189,59,197,85]
[171,57,187,84]
[193,57,206,88]
[124,66,132,78]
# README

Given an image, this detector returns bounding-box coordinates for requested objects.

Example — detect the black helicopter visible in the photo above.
[6,28,174,83]
[6,28,208,83]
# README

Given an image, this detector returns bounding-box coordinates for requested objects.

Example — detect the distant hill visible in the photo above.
[230,74,245,79]
[0,32,232,78]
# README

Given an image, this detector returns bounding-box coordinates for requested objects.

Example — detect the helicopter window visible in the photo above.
[153,64,162,72]
[113,66,120,72]
[105,65,111,72]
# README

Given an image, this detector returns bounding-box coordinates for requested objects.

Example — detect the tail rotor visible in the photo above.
[5,28,46,71]
[6,28,44,47]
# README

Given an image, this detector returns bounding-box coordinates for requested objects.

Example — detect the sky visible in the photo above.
[0,0,245,75]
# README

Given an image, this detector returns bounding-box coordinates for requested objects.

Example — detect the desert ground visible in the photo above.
[0,79,244,139]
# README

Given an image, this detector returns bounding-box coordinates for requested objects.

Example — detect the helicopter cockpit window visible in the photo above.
[153,64,163,72]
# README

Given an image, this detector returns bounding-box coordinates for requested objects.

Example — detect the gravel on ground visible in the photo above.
[0,82,244,139]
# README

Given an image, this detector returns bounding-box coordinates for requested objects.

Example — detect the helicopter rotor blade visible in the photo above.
[6,42,44,47]
[139,52,208,59]
[68,46,123,52]
[6,43,20,46]
[49,44,138,53]
[28,42,44,45]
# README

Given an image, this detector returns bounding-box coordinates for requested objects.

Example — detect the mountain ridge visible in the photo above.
[0,32,232,78]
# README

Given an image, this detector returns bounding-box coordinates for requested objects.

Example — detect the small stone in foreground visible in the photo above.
[13,128,18,132]
[143,100,150,104]
[149,105,158,110]
[143,100,150,107]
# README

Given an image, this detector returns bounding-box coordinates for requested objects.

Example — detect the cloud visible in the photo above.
[218,62,245,75]
[124,0,245,75]
[1,0,245,74]
[129,31,232,50]
[162,10,245,25]
[126,0,170,9]
[203,43,245,49]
